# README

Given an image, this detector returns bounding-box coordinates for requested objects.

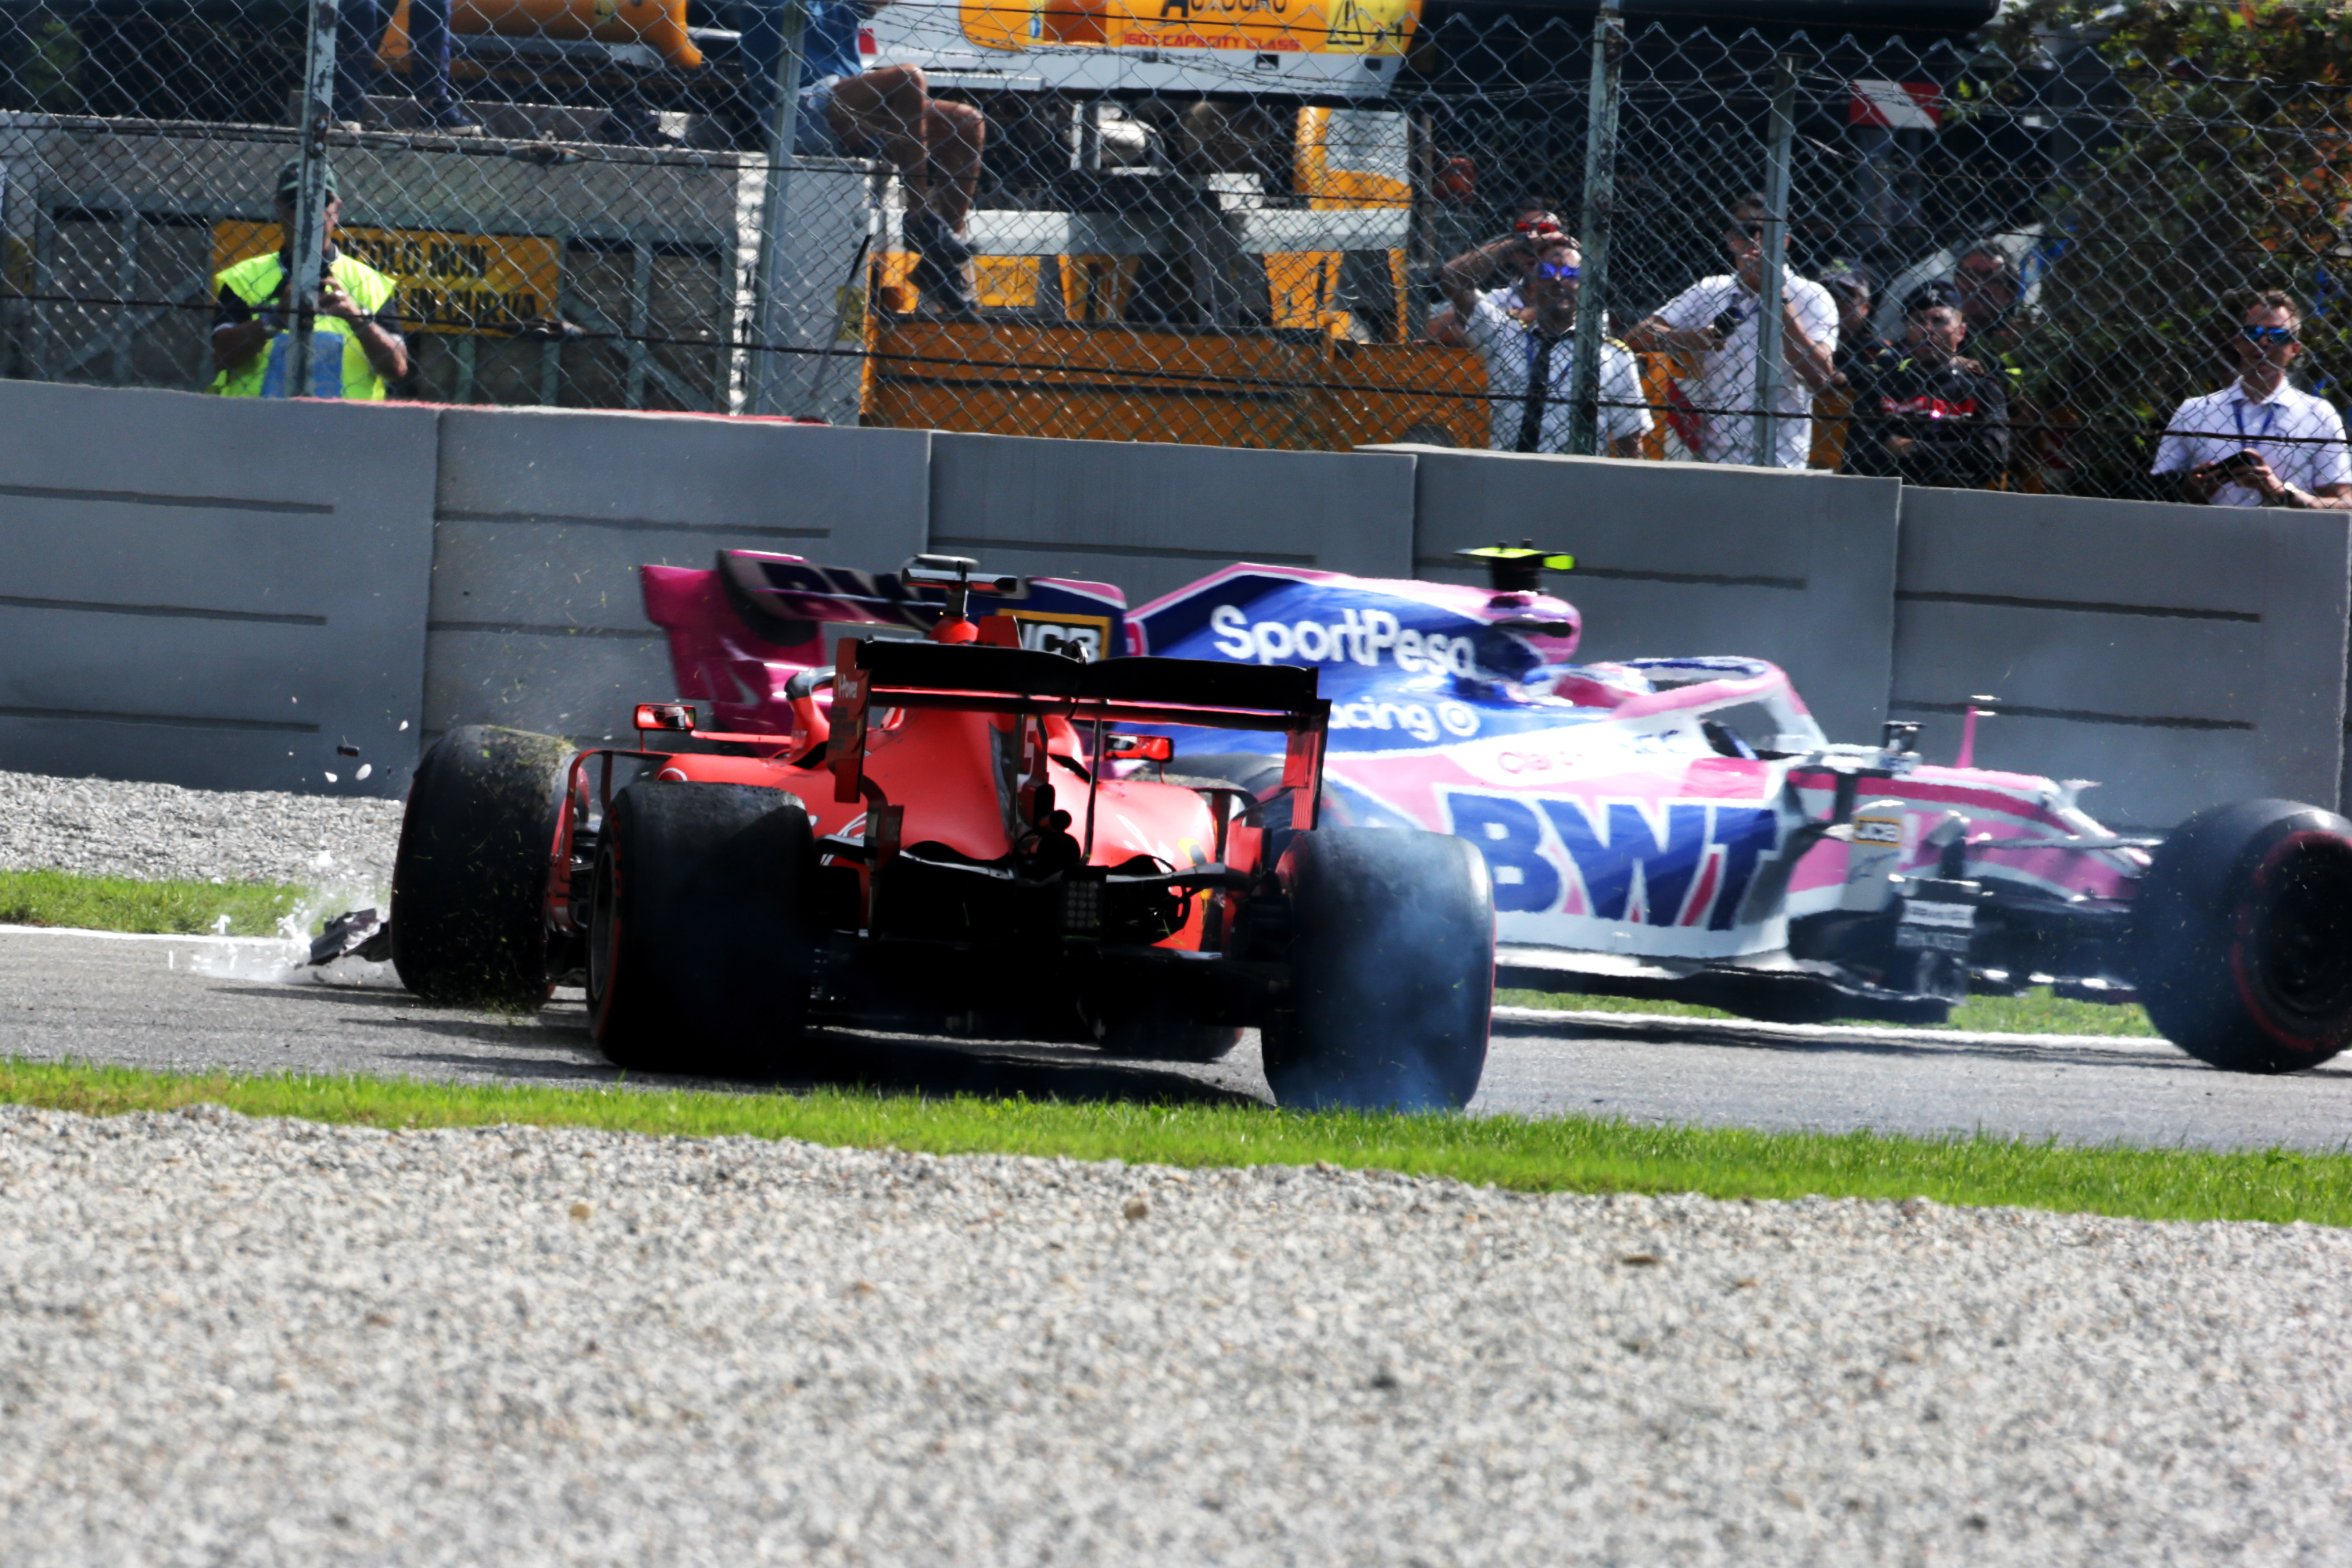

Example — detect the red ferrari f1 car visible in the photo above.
[384,556,1497,1111]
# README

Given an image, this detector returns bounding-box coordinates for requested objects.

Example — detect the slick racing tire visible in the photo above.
[1260,828,1494,1111]
[588,781,817,1077]
[2135,799,2352,1074]
[390,725,571,1008]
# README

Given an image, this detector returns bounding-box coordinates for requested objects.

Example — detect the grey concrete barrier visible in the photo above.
[13,380,2348,839]
[426,408,931,744]
[1891,486,2350,830]
[0,380,435,797]
[928,433,1416,608]
[1385,446,1903,746]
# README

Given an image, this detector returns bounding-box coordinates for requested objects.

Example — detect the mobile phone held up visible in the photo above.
[1710,305,1742,342]
[2214,449,2263,477]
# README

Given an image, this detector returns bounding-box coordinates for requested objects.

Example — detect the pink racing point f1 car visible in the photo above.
[1127,546,2352,1076]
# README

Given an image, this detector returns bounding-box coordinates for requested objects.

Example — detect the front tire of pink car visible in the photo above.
[2135,799,2352,1074]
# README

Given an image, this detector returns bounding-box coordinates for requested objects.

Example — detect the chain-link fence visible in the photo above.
[1,0,2345,497]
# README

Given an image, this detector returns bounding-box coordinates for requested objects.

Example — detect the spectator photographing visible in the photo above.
[1843,285,2009,489]
[1438,227,1651,457]
[1622,192,1837,469]
[743,0,986,315]
[209,163,407,400]
[2153,290,2352,510]
[1426,199,1557,347]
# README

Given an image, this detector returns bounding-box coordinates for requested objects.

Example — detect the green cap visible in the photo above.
[274,160,339,203]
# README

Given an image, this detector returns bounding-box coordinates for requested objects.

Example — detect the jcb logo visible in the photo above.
[1001,611,1112,662]
[1440,790,1779,931]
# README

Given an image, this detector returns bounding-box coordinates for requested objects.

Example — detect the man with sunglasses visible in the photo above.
[1621,194,1837,469]
[1426,201,1558,348]
[1438,226,1650,456]
[2152,292,2351,510]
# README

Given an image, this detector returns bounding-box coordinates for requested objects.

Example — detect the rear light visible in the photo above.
[1060,872,1104,936]
[1104,734,1174,762]
[635,703,697,733]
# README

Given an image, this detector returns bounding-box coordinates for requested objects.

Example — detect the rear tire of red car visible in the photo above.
[588,781,817,1077]
[390,725,571,1008]
[2136,798,2352,1073]
[1260,828,1495,1111]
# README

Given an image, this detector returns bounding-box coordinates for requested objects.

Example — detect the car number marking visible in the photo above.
[1895,897,1976,953]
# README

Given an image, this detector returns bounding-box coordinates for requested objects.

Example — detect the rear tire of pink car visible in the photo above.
[2136,799,2352,1074]
[588,781,818,1078]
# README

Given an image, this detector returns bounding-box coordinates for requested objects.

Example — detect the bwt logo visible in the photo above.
[1441,790,1780,930]
[1210,603,1478,673]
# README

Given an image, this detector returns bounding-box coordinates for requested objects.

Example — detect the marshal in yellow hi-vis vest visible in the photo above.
[209,251,398,400]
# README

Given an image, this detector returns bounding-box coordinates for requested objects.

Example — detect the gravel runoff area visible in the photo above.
[0,770,404,889]
[2,1104,2346,1565]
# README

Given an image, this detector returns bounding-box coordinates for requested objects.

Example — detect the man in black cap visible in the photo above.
[1843,283,2009,488]
[210,162,407,400]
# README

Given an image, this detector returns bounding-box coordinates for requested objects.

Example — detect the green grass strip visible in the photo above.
[1500,985,2161,1038]
[1,1057,2342,1227]
[0,870,320,938]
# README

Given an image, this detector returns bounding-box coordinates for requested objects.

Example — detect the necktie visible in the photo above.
[1516,333,1557,453]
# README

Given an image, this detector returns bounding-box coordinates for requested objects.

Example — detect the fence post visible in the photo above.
[1567,0,1624,458]
[746,0,809,416]
[1750,53,1797,468]
[284,0,339,397]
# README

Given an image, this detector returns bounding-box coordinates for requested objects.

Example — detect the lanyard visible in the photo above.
[2233,395,2278,446]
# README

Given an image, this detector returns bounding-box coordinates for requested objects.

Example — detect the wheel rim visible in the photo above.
[2234,830,2352,1049]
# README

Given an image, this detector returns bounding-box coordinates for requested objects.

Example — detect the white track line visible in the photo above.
[1492,1004,2173,1054]
[0,923,301,948]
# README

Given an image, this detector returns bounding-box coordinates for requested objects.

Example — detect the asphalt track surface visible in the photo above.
[6,927,2350,1151]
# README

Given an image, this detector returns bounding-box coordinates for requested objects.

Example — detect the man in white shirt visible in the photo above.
[2151,290,2352,510]
[1437,226,1652,457]
[1424,201,1554,347]
[1621,192,1838,470]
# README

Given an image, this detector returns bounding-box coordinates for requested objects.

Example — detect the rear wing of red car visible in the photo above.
[828,637,1331,831]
